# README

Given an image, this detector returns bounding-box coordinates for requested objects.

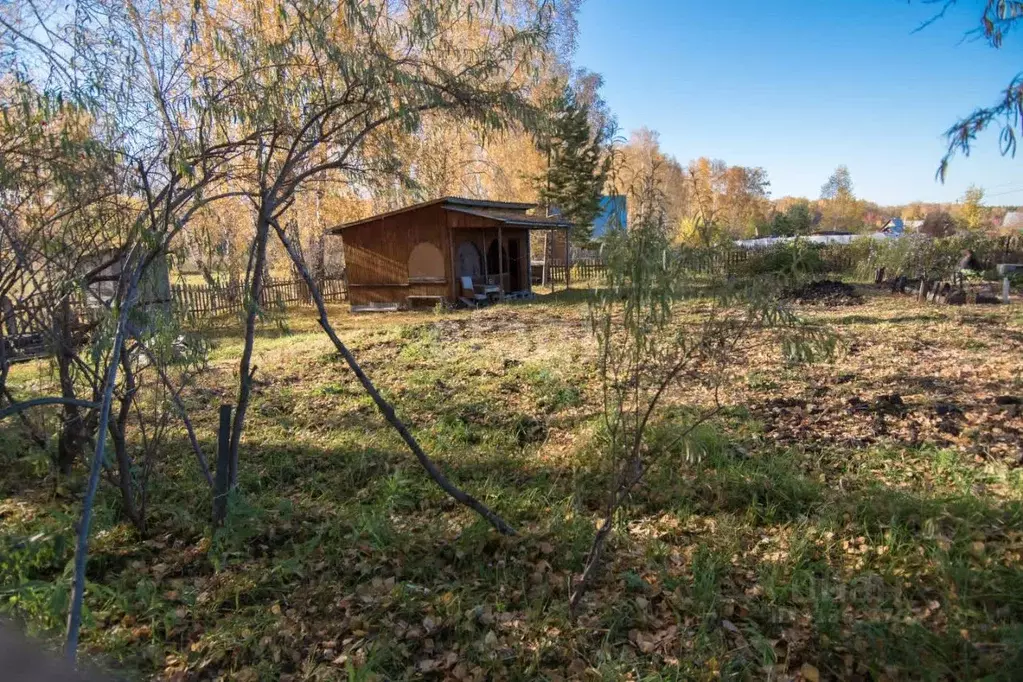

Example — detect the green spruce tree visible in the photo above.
[539,84,609,243]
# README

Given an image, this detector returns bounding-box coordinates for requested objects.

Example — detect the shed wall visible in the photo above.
[338,204,534,307]
[342,204,452,306]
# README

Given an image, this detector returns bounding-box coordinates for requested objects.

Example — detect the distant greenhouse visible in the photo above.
[1003,211,1023,230]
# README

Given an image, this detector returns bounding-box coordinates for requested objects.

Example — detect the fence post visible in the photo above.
[212,403,233,525]
[1,295,17,337]
[564,229,571,291]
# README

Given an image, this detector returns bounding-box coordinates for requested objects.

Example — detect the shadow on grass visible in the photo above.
[518,287,595,307]
[831,312,946,326]
[5,408,1023,680]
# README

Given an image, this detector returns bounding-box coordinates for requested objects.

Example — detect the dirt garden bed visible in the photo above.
[782,279,863,306]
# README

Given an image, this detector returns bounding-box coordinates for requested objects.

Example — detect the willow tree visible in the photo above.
[917,1,1023,178]
[571,170,834,615]
[2,0,254,659]
[191,0,568,534]
[3,0,574,659]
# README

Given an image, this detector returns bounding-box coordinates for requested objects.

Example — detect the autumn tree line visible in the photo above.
[607,138,1019,248]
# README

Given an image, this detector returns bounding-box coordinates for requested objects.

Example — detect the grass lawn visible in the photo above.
[3,287,1023,680]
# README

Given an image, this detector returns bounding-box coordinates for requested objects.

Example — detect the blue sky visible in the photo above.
[573,0,1023,205]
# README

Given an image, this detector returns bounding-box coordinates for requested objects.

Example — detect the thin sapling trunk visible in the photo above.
[270,218,516,535]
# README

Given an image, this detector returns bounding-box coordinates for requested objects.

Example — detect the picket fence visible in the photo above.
[170,274,348,320]
[2,275,348,362]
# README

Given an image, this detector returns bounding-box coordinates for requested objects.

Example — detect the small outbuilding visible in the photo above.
[326,197,574,310]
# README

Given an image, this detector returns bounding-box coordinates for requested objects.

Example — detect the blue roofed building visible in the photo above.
[530,195,628,281]
[543,195,627,240]
[591,195,628,239]
[880,217,905,236]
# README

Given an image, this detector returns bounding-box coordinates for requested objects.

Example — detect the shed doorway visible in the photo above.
[507,239,523,291]
[457,241,483,278]
[486,239,509,279]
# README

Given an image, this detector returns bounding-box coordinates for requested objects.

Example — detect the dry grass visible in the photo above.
[3,287,1023,680]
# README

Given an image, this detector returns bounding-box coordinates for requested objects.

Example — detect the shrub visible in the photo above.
[731,240,843,280]
[862,234,1003,281]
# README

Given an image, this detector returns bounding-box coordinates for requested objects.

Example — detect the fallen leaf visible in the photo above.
[567,658,588,676]
[800,662,820,682]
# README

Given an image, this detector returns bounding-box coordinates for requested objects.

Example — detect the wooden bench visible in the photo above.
[406,295,445,309]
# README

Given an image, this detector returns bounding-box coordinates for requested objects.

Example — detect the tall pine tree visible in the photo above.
[539,84,609,243]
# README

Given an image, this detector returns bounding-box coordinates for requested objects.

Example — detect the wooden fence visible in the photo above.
[546,251,753,283]
[547,259,607,283]
[170,274,347,320]
[2,274,348,362]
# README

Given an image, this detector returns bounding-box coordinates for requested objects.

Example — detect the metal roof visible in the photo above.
[325,196,543,233]
[444,206,573,229]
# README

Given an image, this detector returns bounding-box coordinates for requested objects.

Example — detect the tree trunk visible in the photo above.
[226,201,272,488]
[310,232,325,284]
[270,219,516,535]
[107,348,143,531]
[56,297,86,476]
[65,321,127,662]
[65,247,149,661]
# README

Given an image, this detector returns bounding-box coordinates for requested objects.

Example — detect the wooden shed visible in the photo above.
[326,197,573,310]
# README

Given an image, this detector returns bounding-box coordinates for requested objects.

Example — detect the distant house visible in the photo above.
[880,218,926,234]
[80,247,171,316]
[326,197,573,310]
[532,195,627,272]
[880,218,905,236]
[590,195,628,239]
[735,233,869,248]
[543,195,627,240]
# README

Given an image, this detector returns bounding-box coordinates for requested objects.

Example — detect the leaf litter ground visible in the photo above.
[2,286,1023,680]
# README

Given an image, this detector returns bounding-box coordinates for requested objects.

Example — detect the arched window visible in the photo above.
[408,242,445,282]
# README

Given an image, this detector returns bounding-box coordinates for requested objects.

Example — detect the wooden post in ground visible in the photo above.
[1004,277,1011,304]
[482,230,489,283]
[543,231,552,291]
[447,225,456,300]
[498,224,504,296]
[526,230,533,296]
[564,228,571,290]
[213,403,233,525]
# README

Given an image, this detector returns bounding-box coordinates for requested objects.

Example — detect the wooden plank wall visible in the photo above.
[342,204,450,306]
[340,206,534,305]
